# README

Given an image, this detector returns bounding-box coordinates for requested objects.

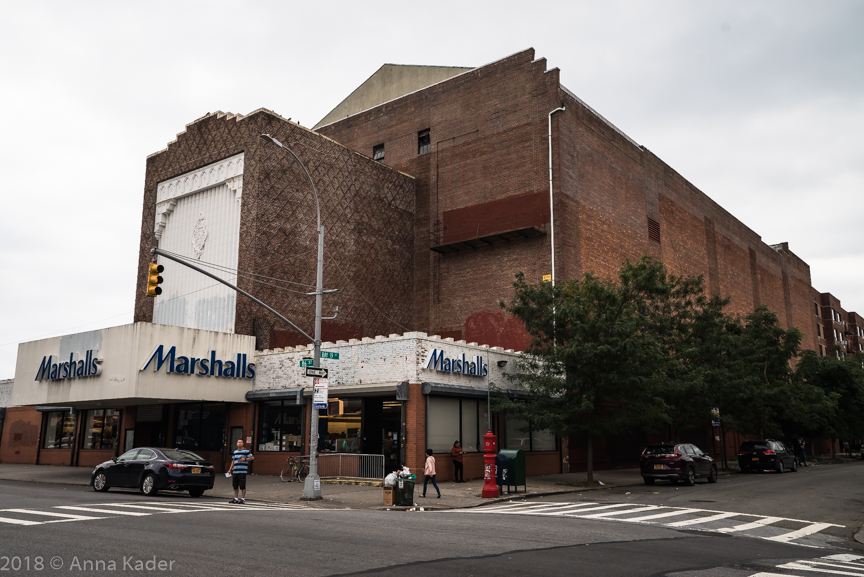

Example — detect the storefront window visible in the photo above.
[258,401,304,452]
[43,411,75,449]
[504,416,557,452]
[427,397,460,452]
[462,399,479,453]
[505,417,531,451]
[531,428,557,451]
[320,399,361,453]
[174,403,226,451]
[83,409,120,450]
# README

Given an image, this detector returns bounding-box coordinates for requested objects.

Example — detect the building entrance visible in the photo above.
[318,396,402,472]
[134,404,167,448]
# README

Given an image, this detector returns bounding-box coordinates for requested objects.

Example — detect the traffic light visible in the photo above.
[146,263,164,297]
[327,400,343,417]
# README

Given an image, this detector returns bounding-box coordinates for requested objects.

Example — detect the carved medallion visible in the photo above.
[192,213,208,259]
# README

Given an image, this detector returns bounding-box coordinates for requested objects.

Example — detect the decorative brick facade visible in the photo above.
[134,109,416,350]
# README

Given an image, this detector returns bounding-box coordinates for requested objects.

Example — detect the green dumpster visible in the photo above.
[498,449,526,493]
[395,477,415,506]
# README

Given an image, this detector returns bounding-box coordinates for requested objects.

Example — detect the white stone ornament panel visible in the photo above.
[154,153,244,239]
[152,154,243,334]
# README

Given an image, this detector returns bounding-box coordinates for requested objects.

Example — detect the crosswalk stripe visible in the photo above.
[0,516,42,526]
[90,503,201,513]
[576,506,661,519]
[56,506,151,516]
[718,516,783,533]
[777,561,864,575]
[666,511,740,527]
[6,509,102,520]
[474,502,586,514]
[518,503,611,516]
[766,522,838,543]
[624,509,696,522]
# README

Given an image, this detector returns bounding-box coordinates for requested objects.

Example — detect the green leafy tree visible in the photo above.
[792,349,864,456]
[496,257,691,482]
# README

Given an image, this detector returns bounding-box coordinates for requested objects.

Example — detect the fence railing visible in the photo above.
[316,453,385,481]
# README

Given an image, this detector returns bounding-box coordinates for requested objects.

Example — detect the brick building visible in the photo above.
[316,49,818,354]
[2,49,858,480]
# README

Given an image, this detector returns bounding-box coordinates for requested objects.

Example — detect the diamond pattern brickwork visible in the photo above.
[135,110,415,349]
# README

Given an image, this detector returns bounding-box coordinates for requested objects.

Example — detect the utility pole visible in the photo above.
[260,134,334,501]
[151,134,335,501]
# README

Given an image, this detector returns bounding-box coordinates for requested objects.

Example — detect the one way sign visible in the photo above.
[305,367,328,378]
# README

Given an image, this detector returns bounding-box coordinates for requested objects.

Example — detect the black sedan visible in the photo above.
[91,447,216,497]
[738,439,798,473]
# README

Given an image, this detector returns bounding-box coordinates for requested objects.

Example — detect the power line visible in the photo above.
[158,249,318,290]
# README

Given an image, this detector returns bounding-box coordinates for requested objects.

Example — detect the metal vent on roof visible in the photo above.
[648,218,661,244]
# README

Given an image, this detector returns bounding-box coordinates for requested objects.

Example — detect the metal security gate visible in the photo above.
[317,454,384,482]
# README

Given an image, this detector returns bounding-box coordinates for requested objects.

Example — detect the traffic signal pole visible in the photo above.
[149,247,313,343]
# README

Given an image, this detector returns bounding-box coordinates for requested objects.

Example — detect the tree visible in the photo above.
[496,257,691,482]
[792,349,864,456]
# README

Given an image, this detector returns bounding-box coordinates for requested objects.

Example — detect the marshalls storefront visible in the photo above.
[0,323,562,479]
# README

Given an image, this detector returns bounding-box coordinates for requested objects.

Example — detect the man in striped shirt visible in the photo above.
[228,438,254,504]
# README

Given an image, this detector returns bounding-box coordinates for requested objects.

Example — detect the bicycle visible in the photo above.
[280,455,310,482]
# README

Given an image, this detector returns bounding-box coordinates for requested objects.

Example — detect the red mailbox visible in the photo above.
[482,431,499,498]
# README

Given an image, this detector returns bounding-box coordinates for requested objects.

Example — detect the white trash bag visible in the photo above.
[384,472,398,487]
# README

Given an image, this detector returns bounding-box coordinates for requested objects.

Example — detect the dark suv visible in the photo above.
[737,440,798,473]
[640,443,718,486]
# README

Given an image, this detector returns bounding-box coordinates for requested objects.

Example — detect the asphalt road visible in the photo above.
[0,461,861,577]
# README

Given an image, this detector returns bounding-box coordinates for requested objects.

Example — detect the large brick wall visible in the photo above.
[0,406,41,464]
[135,110,416,349]
[318,48,817,352]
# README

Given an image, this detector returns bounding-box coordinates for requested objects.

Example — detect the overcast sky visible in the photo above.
[1,0,862,379]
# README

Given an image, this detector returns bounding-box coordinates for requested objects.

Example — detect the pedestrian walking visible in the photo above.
[421,449,441,498]
[797,437,808,467]
[844,440,850,457]
[451,441,465,483]
[228,438,254,504]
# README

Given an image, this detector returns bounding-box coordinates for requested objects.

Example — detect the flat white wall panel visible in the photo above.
[152,155,243,333]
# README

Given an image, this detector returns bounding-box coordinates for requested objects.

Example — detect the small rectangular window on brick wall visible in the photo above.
[418,129,430,154]
[648,217,661,243]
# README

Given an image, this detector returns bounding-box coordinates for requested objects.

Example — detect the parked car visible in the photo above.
[640,443,718,486]
[91,447,216,497]
[737,440,798,473]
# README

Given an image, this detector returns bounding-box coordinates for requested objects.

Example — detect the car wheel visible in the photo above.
[791,459,798,472]
[707,465,718,483]
[188,488,205,498]
[643,477,655,485]
[140,473,158,496]
[92,471,109,492]
[777,460,785,474]
[684,467,696,486]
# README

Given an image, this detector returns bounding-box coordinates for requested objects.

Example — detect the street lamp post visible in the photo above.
[260,133,327,500]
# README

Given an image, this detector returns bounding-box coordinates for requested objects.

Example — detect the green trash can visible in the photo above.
[395,477,415,506]
[498,449,526,493]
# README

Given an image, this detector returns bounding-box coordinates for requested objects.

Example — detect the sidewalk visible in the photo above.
[0,463,647,510]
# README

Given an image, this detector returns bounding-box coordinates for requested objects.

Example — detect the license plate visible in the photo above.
[192,468,201,474]
[752,458,759,461]
[654,464,664,470]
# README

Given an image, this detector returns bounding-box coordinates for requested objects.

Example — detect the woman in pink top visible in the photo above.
[421,448,441,498]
